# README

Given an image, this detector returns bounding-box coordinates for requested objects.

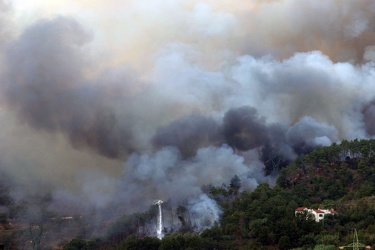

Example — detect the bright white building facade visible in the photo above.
[295,207,338,222]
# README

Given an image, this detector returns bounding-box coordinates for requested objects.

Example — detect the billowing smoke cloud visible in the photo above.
[0,1,11,43]
[362,101,375,136]
[235,0,375,62]
[3,17,137,159]
[188,194,223,230]
[0,0,375,241]
[223,106,268,151]
[151,105,341,169]
[286,116,339,154]
[120,145,266,209]
[152,113,222,158]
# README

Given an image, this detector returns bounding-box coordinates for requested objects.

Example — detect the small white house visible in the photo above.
[295,207,337,222]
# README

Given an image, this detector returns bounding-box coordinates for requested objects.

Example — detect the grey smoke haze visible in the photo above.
[362,101,375,136]
[286,116,339,154]
[4,17,137,159]
[0,0,375,239]
[223,106,269,151]
[119,145,267,210]
[152,113,222,158]
[188,194,223,230]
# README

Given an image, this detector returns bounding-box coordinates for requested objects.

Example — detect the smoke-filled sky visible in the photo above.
[1,0,375,229]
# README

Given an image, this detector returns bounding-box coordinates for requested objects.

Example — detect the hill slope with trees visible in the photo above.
[2,139,375,249]
[69,139,374,250]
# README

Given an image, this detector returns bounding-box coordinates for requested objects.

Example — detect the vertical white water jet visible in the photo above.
[154,200,163,239]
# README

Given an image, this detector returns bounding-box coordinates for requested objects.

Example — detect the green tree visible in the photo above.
[63,239,88,250]
[229,175,241,196]
[123,235,160,250]
[159,234,184,250]
[201,226,223,241]
[27,223,45,250]
[298,233,316,249]
[278,235,291,250]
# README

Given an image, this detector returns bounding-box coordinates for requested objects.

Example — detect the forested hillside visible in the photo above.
[61,139,375,250]
[2,140,375,249]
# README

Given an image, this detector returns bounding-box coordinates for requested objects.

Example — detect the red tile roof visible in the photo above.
[313,209,324,213]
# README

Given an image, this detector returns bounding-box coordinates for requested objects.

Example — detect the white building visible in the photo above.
[295,207,337,222]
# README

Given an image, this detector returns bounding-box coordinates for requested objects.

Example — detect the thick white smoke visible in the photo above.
[120,145,267,208]
[188,194,223,230]
[0,0,375,237]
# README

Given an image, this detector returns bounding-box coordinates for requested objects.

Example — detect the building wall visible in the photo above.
[295,208,336,222]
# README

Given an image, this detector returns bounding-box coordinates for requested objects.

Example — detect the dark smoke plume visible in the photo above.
[152,113,222,158]
[223,106,268,151]
[4,17,135,158]
[0,0,375,244]
[152,106,340,174]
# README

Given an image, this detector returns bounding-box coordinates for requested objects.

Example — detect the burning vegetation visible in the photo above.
[0,0,375,249]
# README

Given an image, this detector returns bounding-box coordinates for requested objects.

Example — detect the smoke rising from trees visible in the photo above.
[0,0,375,238]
